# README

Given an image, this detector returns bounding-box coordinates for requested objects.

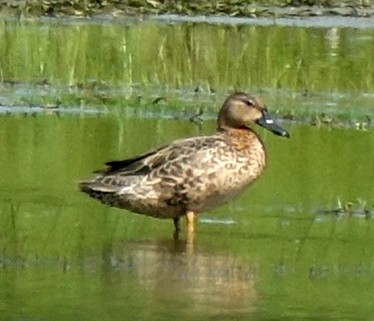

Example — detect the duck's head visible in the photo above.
[218,92,290,138]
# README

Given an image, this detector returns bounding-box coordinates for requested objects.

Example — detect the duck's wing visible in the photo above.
[79,135,226,195]
[79,149,159,193]
[97,135,222,177]
[101,148,164,176]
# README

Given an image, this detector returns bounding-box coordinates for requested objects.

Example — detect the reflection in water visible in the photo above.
[101,239,258,316]
[325,27,340,57]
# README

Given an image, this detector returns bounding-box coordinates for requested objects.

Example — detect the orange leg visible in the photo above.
[186,211,196,249]
[173,212,196,243]
[186,211,196,233]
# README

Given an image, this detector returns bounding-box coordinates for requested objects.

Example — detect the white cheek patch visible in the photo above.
[266,119,274,124]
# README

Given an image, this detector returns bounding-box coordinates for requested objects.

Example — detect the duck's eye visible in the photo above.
[246,99,255,106]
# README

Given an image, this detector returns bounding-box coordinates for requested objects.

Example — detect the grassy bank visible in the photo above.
[0,0,373,18]
[0,19,373,127]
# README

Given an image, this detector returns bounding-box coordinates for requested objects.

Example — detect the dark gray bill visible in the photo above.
[256,110,290,138]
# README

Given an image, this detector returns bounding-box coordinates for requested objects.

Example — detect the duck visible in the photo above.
[79,92,289,236]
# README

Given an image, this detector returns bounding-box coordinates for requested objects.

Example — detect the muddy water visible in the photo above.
[0,15,373,321]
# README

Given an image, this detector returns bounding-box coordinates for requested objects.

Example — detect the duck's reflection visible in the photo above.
[101,238,258,316]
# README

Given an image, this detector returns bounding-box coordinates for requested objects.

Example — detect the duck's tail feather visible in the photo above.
[79,180,124,207]
[79,180,119,193]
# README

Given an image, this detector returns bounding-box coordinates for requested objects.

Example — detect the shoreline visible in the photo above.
[1,1,374,18]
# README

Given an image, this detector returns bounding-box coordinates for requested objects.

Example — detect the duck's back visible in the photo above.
[80,128,266,219]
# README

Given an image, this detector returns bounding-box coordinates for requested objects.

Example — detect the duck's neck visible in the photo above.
[218,125,266,167]
[217,124,252,134]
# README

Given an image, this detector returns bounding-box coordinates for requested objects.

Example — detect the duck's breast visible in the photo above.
[164,132,266,212]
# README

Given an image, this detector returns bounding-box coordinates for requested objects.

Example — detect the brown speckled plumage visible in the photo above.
[79,92,289,234]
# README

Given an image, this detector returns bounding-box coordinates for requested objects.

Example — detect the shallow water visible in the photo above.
[0,14,373,321]
[0,113,373,321]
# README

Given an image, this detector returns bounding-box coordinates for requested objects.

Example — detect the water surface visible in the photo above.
[0,15,373,321]
[0,113,373,321]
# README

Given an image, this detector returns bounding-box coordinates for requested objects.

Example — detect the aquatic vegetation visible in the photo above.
[323,198,374,218]
[1,81,372,129]
[0,0,373,17]
[0,4,373,320]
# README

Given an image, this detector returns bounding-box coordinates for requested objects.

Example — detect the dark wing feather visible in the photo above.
[96,146,165,176]
[104,151,158,174]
